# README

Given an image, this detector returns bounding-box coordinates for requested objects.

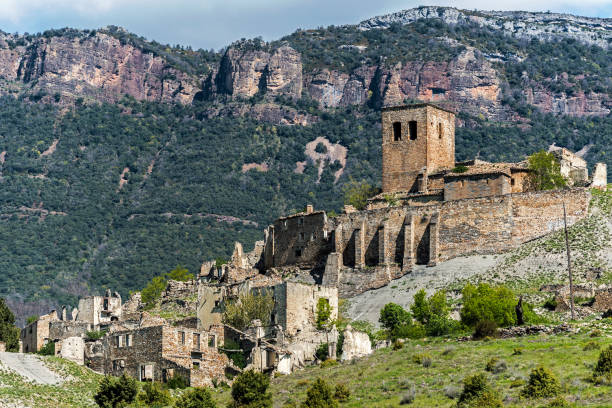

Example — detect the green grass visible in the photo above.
[0,356,102,407]
[210,330,612,407]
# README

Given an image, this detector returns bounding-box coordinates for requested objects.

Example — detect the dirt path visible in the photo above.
[0,352,63,385]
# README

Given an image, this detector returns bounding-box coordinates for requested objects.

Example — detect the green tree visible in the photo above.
[174,387,216,408]
[140,276,167,309]
[229,370,273,408]
[166,265,194,282]
[460,284,517,328]
[316,298,332,330]
[94,374,138,408]
[410,290,430,324]
[138,381,171,407]
[0,298,20,352]
[342,179,377,211]
[527,150,567,191]
[26,315,38,325]
[379,303,412,333]
[223,292,274,331]
[301,378,338,408]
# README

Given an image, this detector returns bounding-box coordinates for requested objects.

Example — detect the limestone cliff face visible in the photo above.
[209,45,302,100]
[0,31,199,104]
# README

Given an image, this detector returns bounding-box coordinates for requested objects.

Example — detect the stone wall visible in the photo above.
[592,163,607,189]
[381,104,455,193]
[272,282,338,337]
[58,336,85,365]
[21,311,58,353]
[341,326,372,361]
[443,173,510,201]
[265,210,332,268]
[49,321,91,341]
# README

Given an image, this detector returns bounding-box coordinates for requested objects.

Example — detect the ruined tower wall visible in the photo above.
[381,104,455,193]
[443,174,511,203]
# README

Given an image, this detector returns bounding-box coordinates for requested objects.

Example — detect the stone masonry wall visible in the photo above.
[381,104,455,193]
[443,173,510,201]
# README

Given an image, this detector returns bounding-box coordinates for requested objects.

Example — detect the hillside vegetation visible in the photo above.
[0,9,609,321]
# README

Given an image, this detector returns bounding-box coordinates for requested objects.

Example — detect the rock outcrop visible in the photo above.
[0,30,199,104]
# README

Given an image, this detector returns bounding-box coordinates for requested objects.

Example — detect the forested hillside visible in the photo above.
[0,7,610,323]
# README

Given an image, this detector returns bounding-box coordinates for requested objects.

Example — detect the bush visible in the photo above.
[86,330,107,341]
[316,298,332,330]
[590,329,602,338]
[379,303,412,334]
[457,373,502,408]
[460,284,518,328]
[392,323,426,340]
[512,348,523,356]
[333,383,350,402]
[527,150,567,191]
[141,275,167,309]
[543,298,558,311]
[37,341,55,356]
[320,359,338,369]
[521,367,561,398]
[411,289,458,336]
[485,358,507,374]
[509,379,525,388]
[174,388,216,408]
[545,396,570,407]
[230,370,272,408]
[166,375,188,389]
[399,386,416,405]
[220,339,247,369]
[602,309,612,319]
[343,179,377,211]
[392,339,404,350]
[472,320,498,340]
[315,343,329,361]
[166,265,193,281]
[421,355,432,368]
[593,345,612,382]
[138,382,171,407]
[223,292,275,331]
[443,385,461,399]
[301,378,338,408]
[94,374,138,408]
[583,341,600,351]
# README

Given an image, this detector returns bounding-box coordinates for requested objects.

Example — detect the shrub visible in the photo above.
[333,383,350,402]
[452,165,469,173]
[86,330,107,341]
[166,375,188,389]
[138,382,171,407]
[392,339,404,350]
[411,289,458,336]
[509,379,525,388]
[94,374,138,408]
[379,303,412,334]
[26,315,38,325]
[485,358,507,374]
[223,292,275,331]
[316,298,332,330]
[527,150,567,191]
[141,275,167,309]
[593,345,612,382]
[583,341,600,351]
[512,348,523,355]
[320,359,338,369]
[343,179,377,211]
[315,343,329,361]
[521,367,561,398]
[221,339,247,369]
[460,284,518,328]
[543,298,557,311]
[545,396,570,407]
[399,386,416,405]
[443,385,461,399]
[457,373,502,407]
[301,378,338,408]
[603,309,612,319]
[472,320,498,340]
[174,388,216,408]
[590,329,602,338]
[166,265,193,281]
[37,341,55,356]
[230,370,272,408]
[421,355,432,368]
[393,323,426,340]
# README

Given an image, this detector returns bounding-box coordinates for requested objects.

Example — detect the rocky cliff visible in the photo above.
[0,30,199,104]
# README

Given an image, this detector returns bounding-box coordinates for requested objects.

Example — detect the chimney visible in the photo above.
[306,204,314,214]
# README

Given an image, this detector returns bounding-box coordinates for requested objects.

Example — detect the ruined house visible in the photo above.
[21,310,59,353]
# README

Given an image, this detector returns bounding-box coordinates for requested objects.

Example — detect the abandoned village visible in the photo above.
[18,103,608,388]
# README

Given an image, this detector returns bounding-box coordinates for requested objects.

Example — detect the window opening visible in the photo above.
[409,121,417,140]
[392,122,402,141]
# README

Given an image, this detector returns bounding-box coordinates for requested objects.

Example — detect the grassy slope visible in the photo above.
[4,332,612,407]
[208,331,612,407]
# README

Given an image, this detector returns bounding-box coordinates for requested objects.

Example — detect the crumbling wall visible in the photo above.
[197,285,225,331]
[443,173,510,201]
[341,327,372,361]
[58,336,85,365]
[21,311,58,353]
[591,163,607,189]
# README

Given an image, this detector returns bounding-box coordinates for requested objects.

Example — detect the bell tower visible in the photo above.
[381,103,455,193]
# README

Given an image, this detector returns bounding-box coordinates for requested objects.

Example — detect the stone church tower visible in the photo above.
[381,104,456,193]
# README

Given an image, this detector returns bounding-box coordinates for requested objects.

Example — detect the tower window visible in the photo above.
[392,122,401,141]
[438,123,443,139]
[409,121,417,140]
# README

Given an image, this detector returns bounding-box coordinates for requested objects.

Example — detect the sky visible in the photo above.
[0,0,610,50]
